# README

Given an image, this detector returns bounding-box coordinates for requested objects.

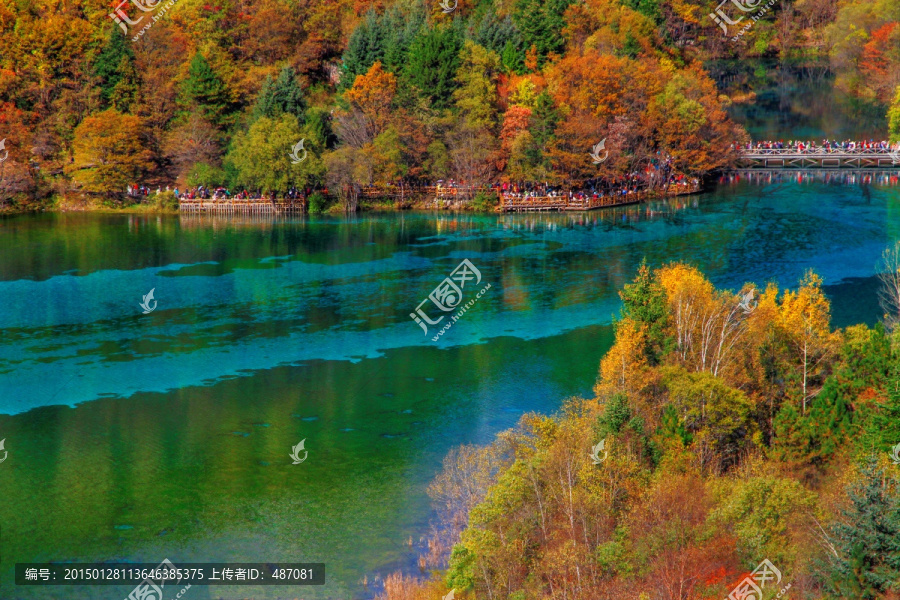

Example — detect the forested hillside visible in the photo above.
[0,0,898,210]
[382,261,900,600]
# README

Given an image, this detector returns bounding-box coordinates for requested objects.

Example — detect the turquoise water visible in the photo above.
[2,179,900,599]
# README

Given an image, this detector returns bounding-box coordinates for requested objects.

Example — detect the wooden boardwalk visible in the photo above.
[500,181,700,213]
[178,198,306,213]
[739,149,900,169]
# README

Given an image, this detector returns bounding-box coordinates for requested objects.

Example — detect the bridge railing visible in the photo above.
[500,181,700,211]
[741,147,898,156]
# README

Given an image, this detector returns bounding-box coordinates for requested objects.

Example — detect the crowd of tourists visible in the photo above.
[499,172,698,200]
[129,184,312,201]
[127,184,151,197]
[736,139,899,154]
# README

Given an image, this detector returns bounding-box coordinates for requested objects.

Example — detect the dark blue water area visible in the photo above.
[709,60,889,140]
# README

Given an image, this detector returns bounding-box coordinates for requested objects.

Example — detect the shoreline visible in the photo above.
[1,186,705,217]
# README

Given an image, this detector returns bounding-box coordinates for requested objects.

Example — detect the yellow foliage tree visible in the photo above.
[595,317,649,399]
[344,61,397,136]
[776,270,838,412]
[68,110,152,197]
[656,263,757,379]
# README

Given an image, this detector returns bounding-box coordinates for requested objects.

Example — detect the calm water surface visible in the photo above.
[2,63,899,600]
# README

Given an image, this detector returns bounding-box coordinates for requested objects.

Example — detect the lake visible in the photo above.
[1,63,898,599]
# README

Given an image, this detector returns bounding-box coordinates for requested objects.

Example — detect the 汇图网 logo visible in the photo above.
[109,0,182,42]
[0,438,7,464]
[109,0,162,34]
[289,139,307,164]
[411,259,492,341]
[140,288,157,314]
[890,148,900,165]
[709,0,777,40]
[123,558,191,600]
[290,440,308,464]
[725,558,791,600]
[589,439,608,464]
[589,139,608,164]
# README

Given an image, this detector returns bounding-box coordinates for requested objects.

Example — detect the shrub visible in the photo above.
[186,162,227,188]
[471,191,499,211]
[156,191,179,210]
[307,192,329,214]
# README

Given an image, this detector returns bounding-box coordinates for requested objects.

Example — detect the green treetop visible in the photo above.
[179,52,230,124]
[93,27,136,104]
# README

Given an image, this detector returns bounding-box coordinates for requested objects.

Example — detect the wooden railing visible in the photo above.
[741,147,897,156]
[178,198,306,213]
[500,180,700,212]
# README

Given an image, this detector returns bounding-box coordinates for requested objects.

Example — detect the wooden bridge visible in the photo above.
[739,148,900,169]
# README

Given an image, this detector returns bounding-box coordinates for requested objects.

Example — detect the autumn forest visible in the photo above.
[1,0,899,211]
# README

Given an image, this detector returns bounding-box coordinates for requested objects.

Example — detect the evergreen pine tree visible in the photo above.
[772,378,851,466]
[529,91,558,148]
[340,11,385,90]
[306,107,337,151]
[858,364,900,455]
[94,27,136,104]
[475,10,525,74]
[404,24,463,110]
[381,3,425,74]
[252,67,306,123]
[621,0,662,23]
[771,402,808,465]
[619,259,670,364]
[659,404,693,447]
[839,324,893,395]
[596,393,631,437]
[622,32,641,59]
[824,457,900,598]
[179,53,230,124]
[109,54,141,113]
[501,40,526,75]
[512,0,572,64]
[519,91,557,176]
